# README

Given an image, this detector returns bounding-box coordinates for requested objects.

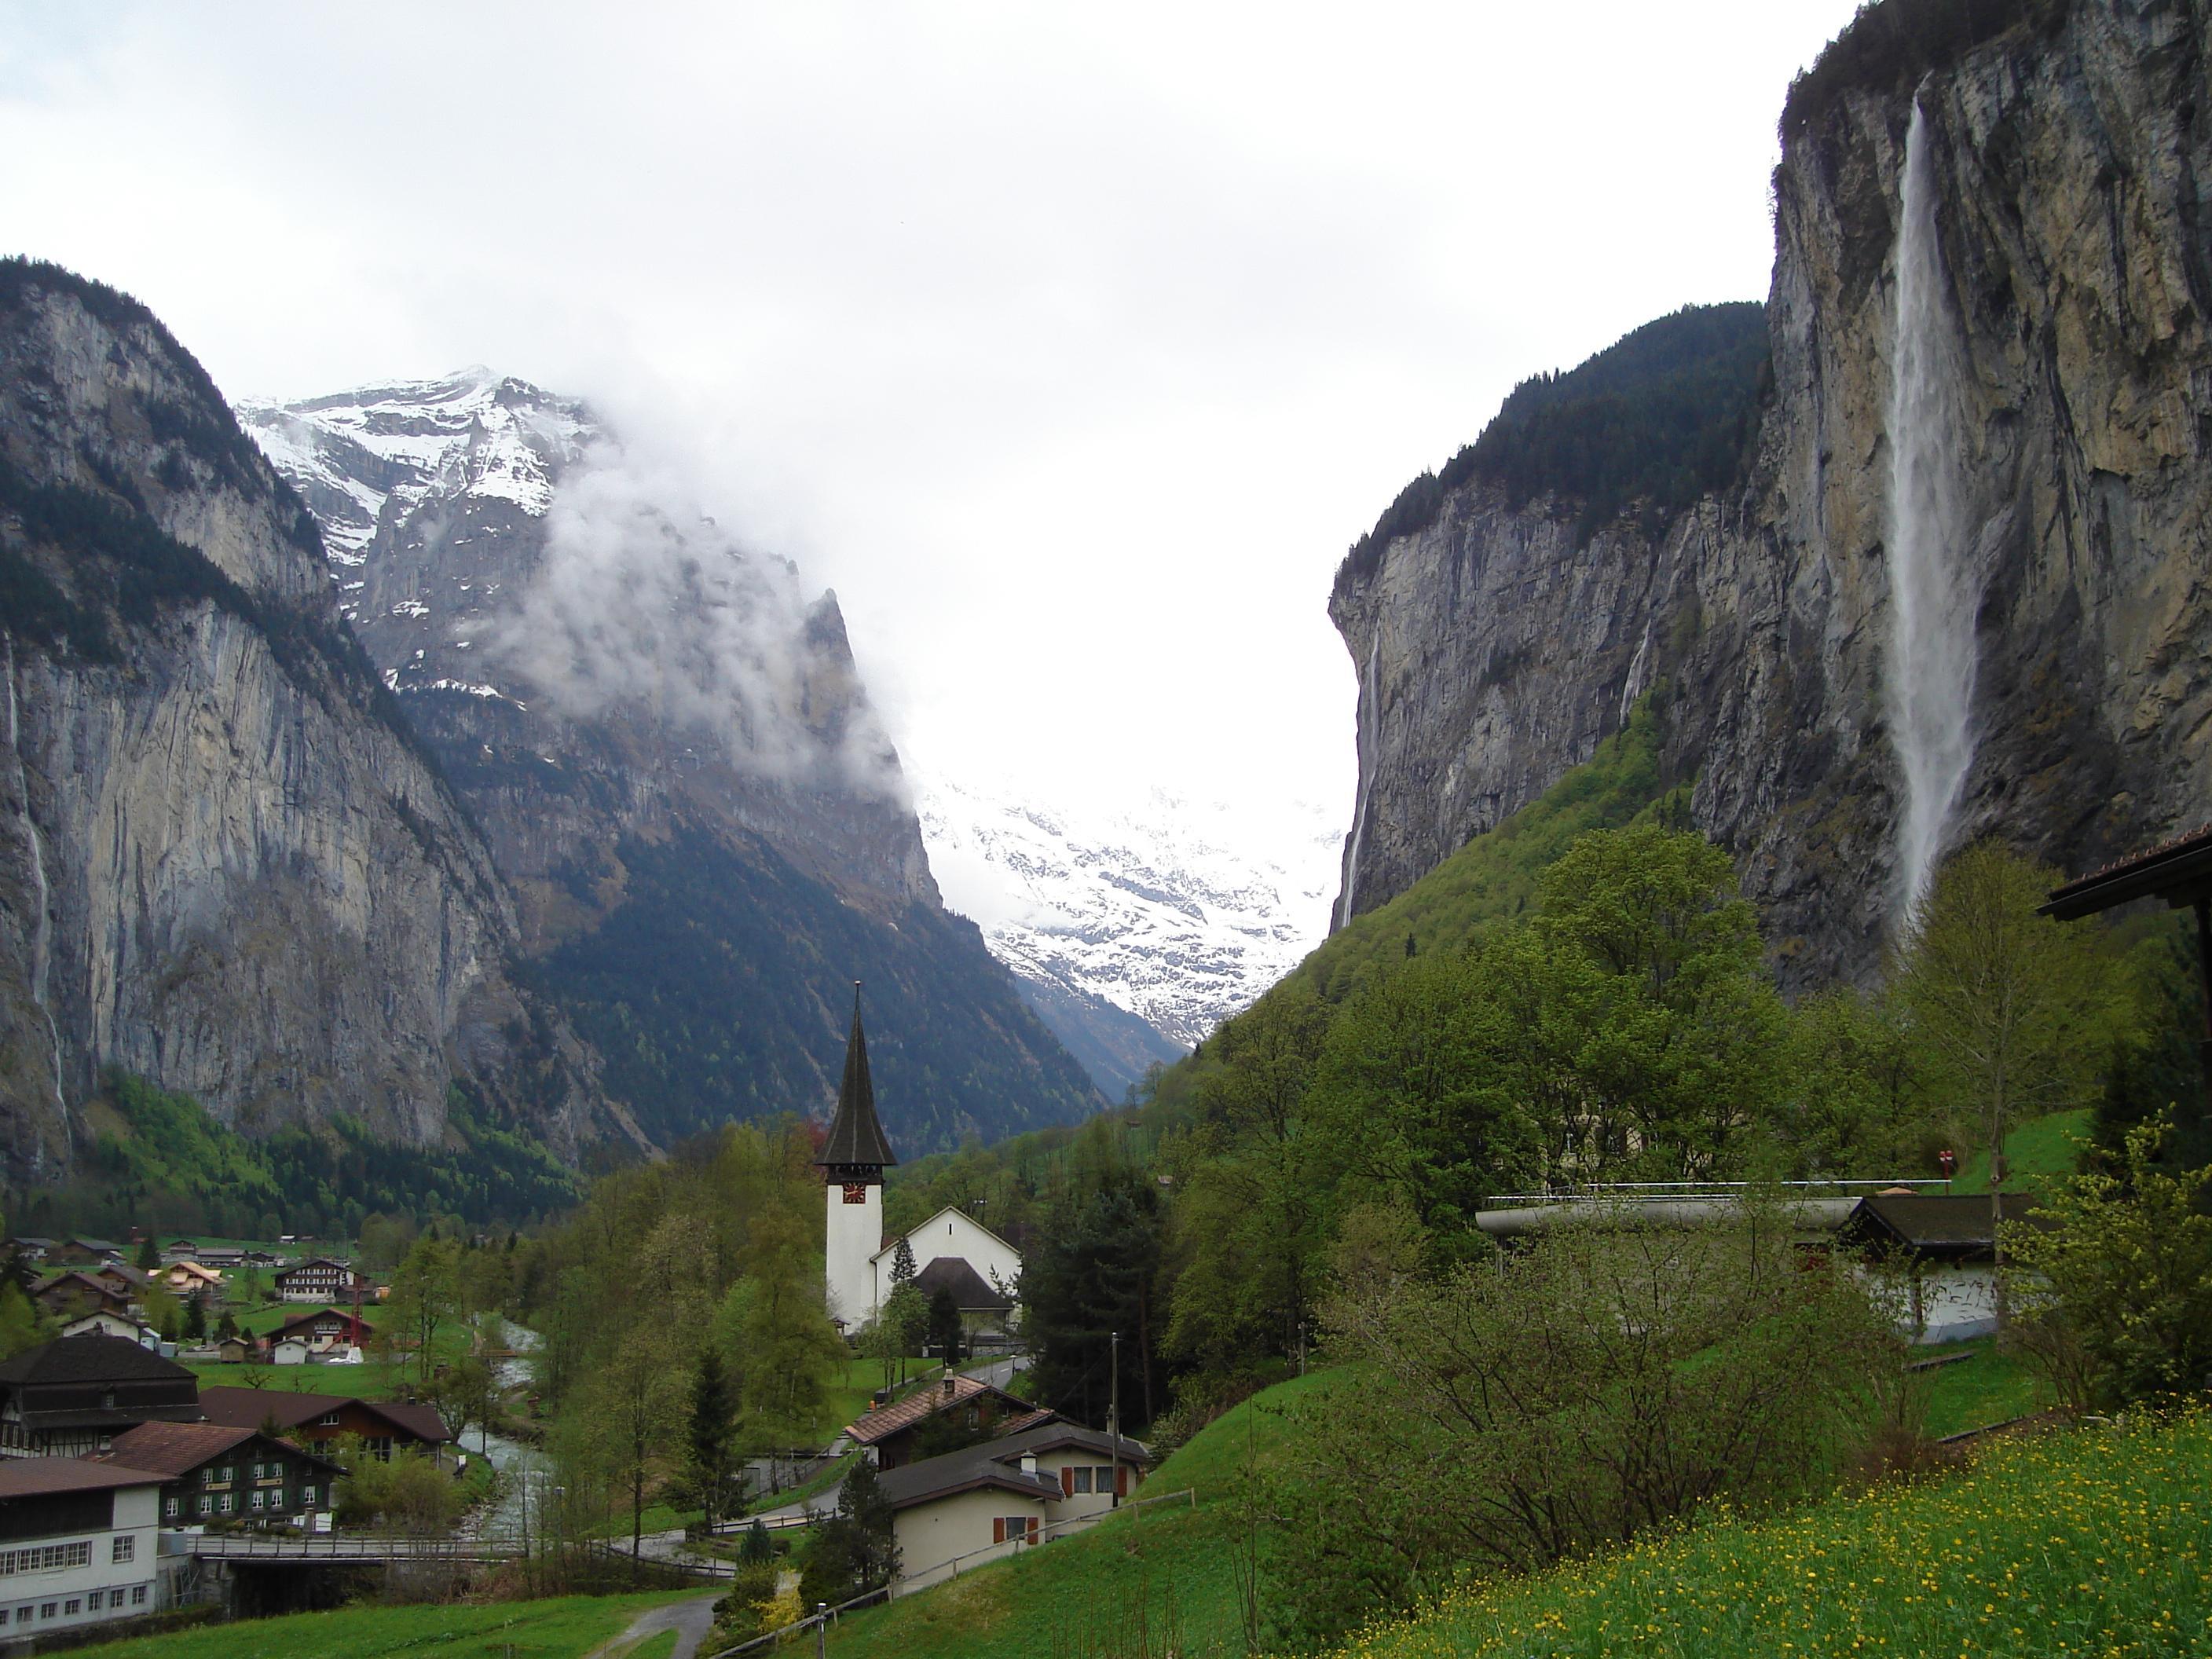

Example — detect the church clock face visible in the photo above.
[843,1183,869,1205]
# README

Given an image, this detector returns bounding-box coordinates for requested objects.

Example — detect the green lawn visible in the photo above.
[183,1361,410,1399]
[1950,1108,2091,1191]
[1332,1408,2212,1659]
[65,1591,701,1659]
[1919,1337,2045,1437]
[826,1368,1350,1659]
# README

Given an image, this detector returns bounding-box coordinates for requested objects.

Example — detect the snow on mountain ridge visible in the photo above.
[919,778,1341,1050]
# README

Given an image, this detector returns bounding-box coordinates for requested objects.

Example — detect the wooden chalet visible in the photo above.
[0,1336,200,1459]
[268,1307,374,1353]
[844,1373,1053,1470]
[195,1387,450,1462]
[97,1420,345,1529]
[31,1274,130,1324]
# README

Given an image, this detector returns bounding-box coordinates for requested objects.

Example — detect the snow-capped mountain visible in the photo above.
[918,778,1344,1086]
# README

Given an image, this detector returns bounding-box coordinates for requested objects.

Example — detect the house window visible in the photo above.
[132,1586,147,1606]
[1071,1467,1092,1494]
[998,1516,1035,1544]
[219,1494,234,1514]
[302,1485,317,1505]
[112,1536,134,1564]
[39,1602,55,1619]
[1093,1466,1116,1490]
[16,1606,31,1624]
[64,1599,79,1616]
[163,1497,179,1520]
[197,1496,213,1517]
[249,1491,264,1511]
[86,1591,101,1611]
[318,1413,340,1427]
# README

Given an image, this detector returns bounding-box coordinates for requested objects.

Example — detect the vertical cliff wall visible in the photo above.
[1333,0,2212,981]
[0,261,615,1183]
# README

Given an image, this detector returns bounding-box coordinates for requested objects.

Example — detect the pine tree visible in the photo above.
[890,1235,917,1291]
[689,1348,741,1529]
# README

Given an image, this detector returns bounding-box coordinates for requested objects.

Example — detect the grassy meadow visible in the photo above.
[1331,1407,2212,1659]
[64,1591,702,1659]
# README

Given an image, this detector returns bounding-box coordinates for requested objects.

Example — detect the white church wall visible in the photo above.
[826,1180,885,1328]
[873,1207,1023,1307]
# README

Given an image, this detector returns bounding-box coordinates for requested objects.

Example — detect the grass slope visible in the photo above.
[1332,1408,2212,1659]
[68,1591,701,1659]
[826,1369,1353,1659]
[1950,1108,2091,1192]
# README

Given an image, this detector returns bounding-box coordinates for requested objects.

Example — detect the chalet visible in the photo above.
[269,1308,374,1355]
[877,1421,1153,1594]
[273,1259,358,1304]
[0,1459,164,1636]
[843,1374,1053,1471]
[195,1388,450,1463]
[46,1240,126,1269]
[57,1315,159,1351]
[0,1338,200,1460]
[97,1421,345,1532]
[158,1262,223,1298]
[7,1239,53,1264]
[1837,1192,2051,1343]
[870,1207,1022,1329]
[32,1275,130,1324]
[189,1247,245,1272]
[90,1264,151,1302]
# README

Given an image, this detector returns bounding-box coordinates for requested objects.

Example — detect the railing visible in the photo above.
[699,1584,893,1658]
[1481,1179,1951,1209]
[181,1532,515,1562]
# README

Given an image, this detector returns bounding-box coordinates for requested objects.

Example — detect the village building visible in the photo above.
[57,1315,160,1350]
[97,1422,345,1532]
[843,1373,1053,1471]
[157,1262,223,1299]
[1836,1192,2050,1343]
[6,1240,53,1264]
[44,1240,126,1269]
[817,987,898,1328]
[268,1307,374,1356]
[0,1339,200,1460]
[194,1388,450,1463]
[89,1263,151,1303]
[0,1459,164,1637]
[870,1208,1023,1338]
[877,1421,1153,1594]
[31,1274,130,1325]
[272,1258,360,1304]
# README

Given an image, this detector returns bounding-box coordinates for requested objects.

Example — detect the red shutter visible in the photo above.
[992,1517,1005,1544]
[1060,1467,1074,1498]
[1115,1465,1129,1498]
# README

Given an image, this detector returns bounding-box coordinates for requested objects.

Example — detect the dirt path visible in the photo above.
[584,1591,724,1659]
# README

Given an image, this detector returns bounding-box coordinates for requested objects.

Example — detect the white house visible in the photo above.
[870,1207,1023,1324]
[272,1258,359,1305]
[1837,1192,2048,1344]
[57,1314,160,1350]
[0,1459,163,1637]
[877,1421,1152,1595]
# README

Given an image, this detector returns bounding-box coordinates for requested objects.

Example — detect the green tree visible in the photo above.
[567,1324,689,1578]
[2004,1113,2212,1408]
[387,1234,462,1386]
[687,1348,742,1531]
[732,1208,847,1450]
[0,1283,51,1360]
[1025,1174,1163,1427]
[134,1235,159,1270]
[1894,843,2121,1320]
[925,1284,964,1365]
[800,1456,899,1606]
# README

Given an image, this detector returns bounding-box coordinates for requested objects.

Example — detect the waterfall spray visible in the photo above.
[1335,648,1382,930]
[3,637,67,1117]
[1884,101,1979,926]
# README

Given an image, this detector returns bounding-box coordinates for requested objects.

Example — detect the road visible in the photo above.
[586,1591,724,1659]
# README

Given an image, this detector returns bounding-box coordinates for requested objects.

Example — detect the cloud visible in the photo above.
[488,443,907,802]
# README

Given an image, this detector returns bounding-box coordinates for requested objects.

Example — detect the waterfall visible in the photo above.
[4,637,67,1117]
[1883,101,1979,927]
[1334,648,1382,931]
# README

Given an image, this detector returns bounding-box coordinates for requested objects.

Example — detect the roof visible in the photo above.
[983,1420,1152,1467]
[64,1238,123,1254]
[96,1420,347,1480]
[1838,1193,2049,1258]
[0,1335,195,1387]
[844,1373,1042,1446]
[913,1257,1013,1313]
[271,1306,375,1338]
[273,1258,354,1276]
[871,1206,1023,1265]
[33,1270,125,1302]
[0,1458,164,1498]
[874,1441,1064,1512]
[2043,822,2212,918]
[815,986,897,1169]
[196,1386,451,1445]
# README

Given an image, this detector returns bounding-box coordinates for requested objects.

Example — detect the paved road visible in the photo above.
[586,1591,723,1659]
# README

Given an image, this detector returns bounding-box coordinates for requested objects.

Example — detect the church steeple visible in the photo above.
[817,983,897,1172]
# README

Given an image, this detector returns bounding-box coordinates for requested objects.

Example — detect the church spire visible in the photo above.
[816,982,898,1170]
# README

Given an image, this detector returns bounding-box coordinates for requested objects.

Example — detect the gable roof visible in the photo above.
[0,1458,165,1498]
[97,1420,346,1480]
[196,1386,450,1445]
[912,1257,1013,1313]
[1838,1193,2049,1258]
[874,1441,1063,1512]
[2042,822,2212,917]
[871,1206,1021,1265]
[815,987,897,1169]
[273,1258,354,1278]
[271,1307,375,1340]
[0,1335,194,1388]
[844,1373,1043,1446]
[32,1271,125,1305]
[982,1420,1152,1467]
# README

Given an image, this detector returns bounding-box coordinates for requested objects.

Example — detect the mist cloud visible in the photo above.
[488,445,908,803]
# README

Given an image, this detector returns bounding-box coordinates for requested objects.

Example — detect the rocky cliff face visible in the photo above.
[1333,0,2212,980]
[238,373,1103,1150]
[0,262,615,1184]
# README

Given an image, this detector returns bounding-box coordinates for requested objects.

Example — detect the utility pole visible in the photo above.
[1108,1330,1120,1510]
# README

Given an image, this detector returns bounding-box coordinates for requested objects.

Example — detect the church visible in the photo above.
[816,989,1022,1333]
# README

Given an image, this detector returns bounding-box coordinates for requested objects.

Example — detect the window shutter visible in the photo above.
[1115,1465,1129,1498]
[993,1517,1005,1544]
[1060,1467,1074,1498]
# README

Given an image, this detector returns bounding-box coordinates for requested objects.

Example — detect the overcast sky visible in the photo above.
[1,1,1863,866]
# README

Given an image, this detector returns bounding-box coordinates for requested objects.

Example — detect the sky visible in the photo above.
[0,1,1864,879]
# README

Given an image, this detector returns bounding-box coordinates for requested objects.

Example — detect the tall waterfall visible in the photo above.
[1334,648,1382,931]
[1884,101,1979,926]
[4,637,67,1117]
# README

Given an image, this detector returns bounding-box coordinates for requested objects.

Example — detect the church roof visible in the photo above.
[816,985,897,1169]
